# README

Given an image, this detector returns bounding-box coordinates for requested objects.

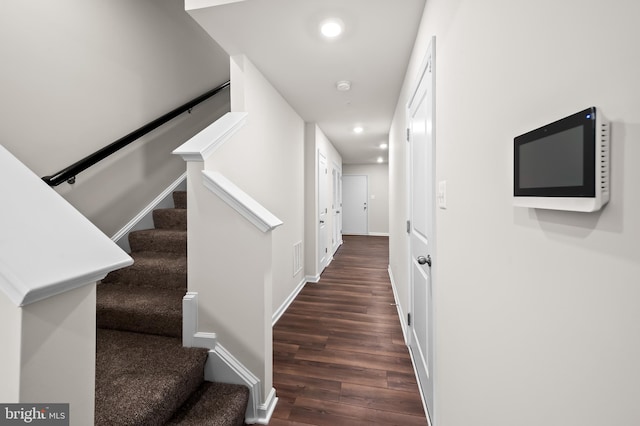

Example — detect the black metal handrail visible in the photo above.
[42,80,231,186]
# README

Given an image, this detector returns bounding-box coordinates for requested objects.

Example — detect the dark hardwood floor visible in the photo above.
[271,235,427,425]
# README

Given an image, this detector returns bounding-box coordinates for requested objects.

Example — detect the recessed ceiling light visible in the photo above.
[353,126,364,134]
[377,157,384,163]
[336,80,351,91]
[320,19,343,38]
[380,143,388,149]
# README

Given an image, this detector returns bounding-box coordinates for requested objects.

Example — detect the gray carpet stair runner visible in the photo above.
[96,191,249,426]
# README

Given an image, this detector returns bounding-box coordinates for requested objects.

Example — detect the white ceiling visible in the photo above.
[187,0,426,164]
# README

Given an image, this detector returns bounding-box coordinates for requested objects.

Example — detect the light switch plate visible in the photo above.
[438,180,447,209]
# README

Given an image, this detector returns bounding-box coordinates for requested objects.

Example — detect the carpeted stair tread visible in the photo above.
[95,329,208,426]
[129,228,187,255]
[173,191,187,209]
[97,284,184,338]
[95,190,248,425]
[101,251,187,289]
[167,382,249,426]
[153,208,187,231]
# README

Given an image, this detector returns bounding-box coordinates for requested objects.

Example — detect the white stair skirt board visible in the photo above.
[183,292,277,424]
[111,173,187,252]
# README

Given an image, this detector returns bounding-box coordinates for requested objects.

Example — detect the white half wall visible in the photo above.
[389,1,640,425]
[343,163,389,236]
[0,0,230,236]
[206,55,306,327]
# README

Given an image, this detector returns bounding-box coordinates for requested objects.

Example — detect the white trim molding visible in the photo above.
[111,172,187,251]
[173,112,248,162]
[206,343,277,424]
[388,266,408,345]
[202,171,283,233]
[305,274,321,284]
[272,278,307,326]
[183,292,276,424]
[185,0,247,11]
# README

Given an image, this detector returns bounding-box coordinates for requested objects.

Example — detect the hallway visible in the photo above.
[271,235,427,425]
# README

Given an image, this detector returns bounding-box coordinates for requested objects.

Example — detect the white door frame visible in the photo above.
[407,36,436,425]
[332,162,343,254]
[318,151,329,272]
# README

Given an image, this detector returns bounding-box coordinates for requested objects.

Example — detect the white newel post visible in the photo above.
[174,112,281,424]
[0,145,133,425]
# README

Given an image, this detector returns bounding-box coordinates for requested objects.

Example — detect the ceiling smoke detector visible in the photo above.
[336,80,351,91]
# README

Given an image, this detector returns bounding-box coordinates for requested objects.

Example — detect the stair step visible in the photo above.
[102,252,187,290]
[174,191,187,209]
[97,284,184,338]
[129,229,187,255]
[95,329,208,426]
[154,208,187,231]
[167,382,249,426]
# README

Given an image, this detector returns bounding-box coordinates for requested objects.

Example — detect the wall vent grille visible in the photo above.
[293,241,303,276]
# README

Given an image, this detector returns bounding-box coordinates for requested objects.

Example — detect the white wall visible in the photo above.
[209,55,305,321]
[343,164,389,236]
[304,124,343,279]
[0,0,230,236]
[389,1,640,425]
[0,292,21,403]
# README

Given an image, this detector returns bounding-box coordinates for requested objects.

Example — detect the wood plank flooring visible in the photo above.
[271,235,427,425]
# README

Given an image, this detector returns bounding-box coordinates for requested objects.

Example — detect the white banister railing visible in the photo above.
[173,112,247,162]
[201,170,282,233]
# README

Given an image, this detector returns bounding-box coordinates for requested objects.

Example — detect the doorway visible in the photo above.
[407,36,436,424]
[342,175,368,235]
[332,163,343,253]
[318,151,329,271]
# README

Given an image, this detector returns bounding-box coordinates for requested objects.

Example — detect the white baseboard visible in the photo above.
[272,278,307,326]
[111,172,187,252]
[369,232,390,237]
[305,274,320,283]
[388,266,408,344]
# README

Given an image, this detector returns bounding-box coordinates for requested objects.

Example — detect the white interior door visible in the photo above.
[408,37,435,423]
[342,175,368,235]
[332,164,342,253]
[318,151,329,271]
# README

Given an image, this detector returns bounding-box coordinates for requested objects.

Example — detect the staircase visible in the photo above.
[95,191,249,425]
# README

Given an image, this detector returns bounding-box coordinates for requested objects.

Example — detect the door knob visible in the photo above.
[320,220,325,224]
[417,255,432,267]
